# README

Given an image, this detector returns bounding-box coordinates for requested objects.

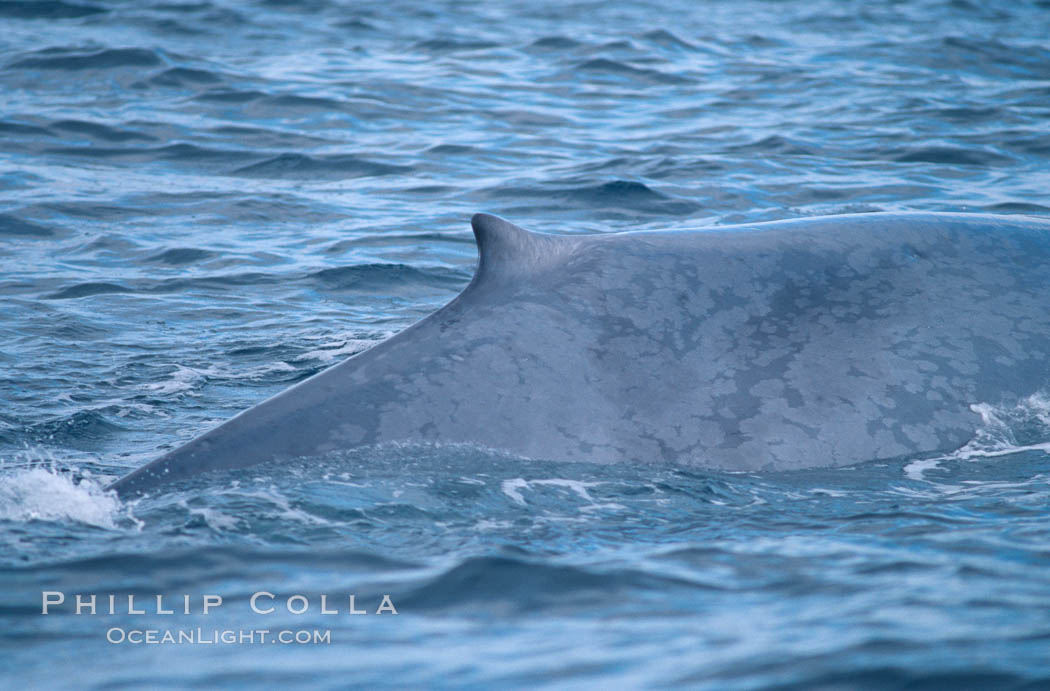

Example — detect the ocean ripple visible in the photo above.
[2,0,1050,687]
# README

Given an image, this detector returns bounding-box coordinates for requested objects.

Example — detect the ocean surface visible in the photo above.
[3,0,1050,688]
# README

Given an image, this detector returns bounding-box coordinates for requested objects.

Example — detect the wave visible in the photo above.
[145,247,216,265]
[50,118,156,143]
[0,213,56,238]
[9,47,163,70]
[412,39,500,54]
[570,58,691,85]
[639,29,701,53]
[983,202,1050,214]
[232,153,412,180]
[0,120,52,137]
[17,410,128,445]
[43,141,258,164]
[483,179,701,216]
[308,263,466,291]
[528,36,581,50]
[892,145,1013,166]
[0,0,104,19]
[38,261,464,303]
[45,281,131,299]
[146,66,223,87]
[396,555,696,614]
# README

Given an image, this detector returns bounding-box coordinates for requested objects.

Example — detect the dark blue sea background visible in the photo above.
[3,0,1050,688]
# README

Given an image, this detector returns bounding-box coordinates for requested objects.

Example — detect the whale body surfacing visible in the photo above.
[109,212,1050,495]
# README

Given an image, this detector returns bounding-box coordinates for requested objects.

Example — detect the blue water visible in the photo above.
[3,0,1050,687]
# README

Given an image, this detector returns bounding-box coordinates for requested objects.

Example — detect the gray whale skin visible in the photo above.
[109,211,1050,495]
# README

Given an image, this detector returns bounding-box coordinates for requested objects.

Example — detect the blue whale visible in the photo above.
[109,212,1050,495]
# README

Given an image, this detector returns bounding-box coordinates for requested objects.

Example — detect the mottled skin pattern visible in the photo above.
[110,212,1050,495]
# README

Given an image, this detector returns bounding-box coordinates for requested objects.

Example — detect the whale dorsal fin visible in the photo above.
[470,213,572,284]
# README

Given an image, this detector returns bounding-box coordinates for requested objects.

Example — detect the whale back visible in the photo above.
[109,212,1050,494]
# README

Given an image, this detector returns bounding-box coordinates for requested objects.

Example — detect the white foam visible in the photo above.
[529,478,600,502]
[177,499,242,531]
[903,458,943,482]
[905,392,1050,482]
[473,519,513,531]
[809,488,848,497]
[320,474,369,488]
[296,338,382,363]
[144,363,209,394]
[501,478,528,505]
[146,360,305,397]
[144,364,218,395]
[0,466,125,529]
[579,502,626,512]
[236,487,330,525]
[957,440,1050,460]
[500,478,607,511]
